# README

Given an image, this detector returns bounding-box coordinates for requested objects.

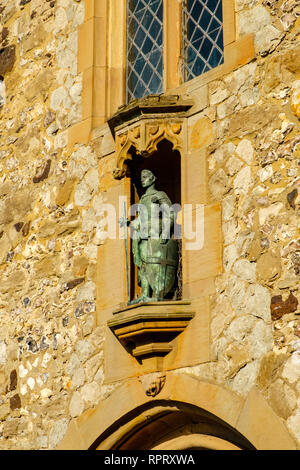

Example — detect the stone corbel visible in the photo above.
[108,301,194,367]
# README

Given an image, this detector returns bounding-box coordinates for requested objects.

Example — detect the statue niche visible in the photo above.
[130,168,178,303]
[127,140,182,304]
[108,96,194,363]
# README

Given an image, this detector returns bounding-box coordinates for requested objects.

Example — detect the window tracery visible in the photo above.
[126,0,224,102]
[126,0,164,102]
[182,0,224,82]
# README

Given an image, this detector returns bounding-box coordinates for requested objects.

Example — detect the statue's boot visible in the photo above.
[129,295,153,305]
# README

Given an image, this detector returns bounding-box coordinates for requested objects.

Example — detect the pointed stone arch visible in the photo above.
[57,373,296,450]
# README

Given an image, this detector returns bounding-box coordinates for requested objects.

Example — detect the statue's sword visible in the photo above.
[119,202,130,304]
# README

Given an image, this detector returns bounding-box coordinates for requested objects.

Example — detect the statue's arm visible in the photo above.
[152,191,176,242]
[151,191,172,206]
[130,216,142,267]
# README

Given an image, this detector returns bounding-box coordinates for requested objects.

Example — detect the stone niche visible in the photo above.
[98,93,221,382]
[105,95,195,369]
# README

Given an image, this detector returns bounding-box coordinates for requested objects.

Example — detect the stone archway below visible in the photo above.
[97,401,253,450]
[57,373,297,450]
[152,434,242,450]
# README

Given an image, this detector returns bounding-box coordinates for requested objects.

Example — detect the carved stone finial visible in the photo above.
[139,372,166,397]
[112,167,127,180]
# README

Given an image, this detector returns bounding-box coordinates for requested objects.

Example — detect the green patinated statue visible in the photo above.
[130,169,178,304]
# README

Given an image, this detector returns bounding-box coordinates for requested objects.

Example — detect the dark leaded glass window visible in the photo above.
[126,0,163,103]
[183,0,224,82]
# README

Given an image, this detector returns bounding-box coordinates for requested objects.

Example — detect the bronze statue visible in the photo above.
[129,169,178,304]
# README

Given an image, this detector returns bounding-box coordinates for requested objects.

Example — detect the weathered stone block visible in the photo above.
[245,284,271,322]
[231,360,260,397]
[209,168,230,200]
[282,353,300,384]
[72,256,89,277]
[287,411,300,443]
[225,156,244,176]
[69,391,84,418]
[189,116,214,149]
[287,188,298,209]
[63,277,85,291]
[75,339,95,363]
[255,24,281,56]
[0,270,26,295]
[56,179,75,206]
[233,166,253,195]
[24,70,54,102]
[10,393,21,410]
[49,419,69,449]
[228,105,280,138]
[20,24,47,55]
[0,232,12,265]
[271,293,298,320]
[74,180,92,206]
[257,251,281,283]
[269,379,296,420]
[291,86,300,117]
[0,3,16,24]
[238,6,271,36]
[0,45,15,75]
[0,77,6,106]
[81,381,101,406]
[33,159,51,183]
[9,369,17,392]
[233,259,256,283]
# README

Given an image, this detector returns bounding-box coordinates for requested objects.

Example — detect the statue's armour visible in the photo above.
[139,188,172,208]
[138,188,173,240]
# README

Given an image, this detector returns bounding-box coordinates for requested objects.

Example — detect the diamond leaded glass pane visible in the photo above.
[126,0,163,103]
[183,0,224,82]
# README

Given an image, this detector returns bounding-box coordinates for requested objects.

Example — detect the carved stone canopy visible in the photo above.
[107,94,194,180]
